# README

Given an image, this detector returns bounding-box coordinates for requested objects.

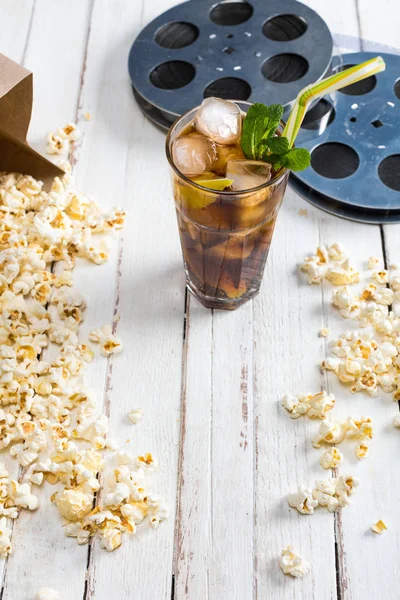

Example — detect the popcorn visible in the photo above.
[328,242,347,262]
[393,414,400,428]
[287,486,318,515]
[312,418,348,448]
[355,442,369,459]
[281,391,334,420]
[319,327,330,338]
[346,417,373,440]
[89,325,123,356]
[288,475,358,515]
[59,451,167,551]
[279,546,309,578]
[372,270,389,285]
[312,479,339,513]
[128,409,144,424]
[326,259,360,286]
[46,123,81,155]
[0,168,167,555]
[0,517,12,558]
[322,327,400,399]
[281,393,309,419]
[371,519,387,534]
[307,392,335,419]
[319,447,343,469]
[335,475,359,506]
[35,589,60,600]
[368,256,380,269]
[101,335,123,357]
[59,123,80,141]
[52,489,93,521]
[46,133,67,155]
[136,453,158,471]
[89,324,112,343]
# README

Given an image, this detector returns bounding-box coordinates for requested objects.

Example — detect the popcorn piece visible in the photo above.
[84,112,92,121]
[281,391,334,420]
[281,393,309,419]
[319,447,343,469]
[326,259,360,286]
[101,335,123,357]
[35,589,60,600]
[52,489,93,521]
[346,417,373,441]
[355,442,369,459]
[279,546,309,578]
[312,479,339,513]
[59,123,80,141]
[328,242,347,262]
[307,392,335,419]
[393,414,400,428]
[128,409,144,425]
[46,133,67,155]
[136,453,158,471]
[371,519,387,534]
[319,328,330,338]
[0,517,12,558]
[89,324,112,343]
[372,270,388,285]
[335,475,359,507]
[368,256,380,269]
[312,418,348,448]
[287,486,318,515]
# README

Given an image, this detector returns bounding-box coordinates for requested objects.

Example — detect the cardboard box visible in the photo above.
[0,52,64,188]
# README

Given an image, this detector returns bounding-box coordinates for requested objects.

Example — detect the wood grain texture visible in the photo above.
[175,296,255,599]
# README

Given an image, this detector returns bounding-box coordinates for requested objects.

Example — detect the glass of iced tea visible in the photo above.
[166,98,290,310]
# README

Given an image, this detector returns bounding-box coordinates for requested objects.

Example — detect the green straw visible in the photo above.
[283,56,386,148]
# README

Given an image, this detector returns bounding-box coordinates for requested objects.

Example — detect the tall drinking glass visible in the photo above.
[166,102,289,310]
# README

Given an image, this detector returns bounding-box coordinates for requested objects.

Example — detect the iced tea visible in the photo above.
[166,99,289,310]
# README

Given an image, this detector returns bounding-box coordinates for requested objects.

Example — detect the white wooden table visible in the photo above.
[1,1,400,598]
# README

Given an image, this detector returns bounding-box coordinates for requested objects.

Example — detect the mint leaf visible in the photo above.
[241,103,284,160]
[263,104,284,139]
[240,103,310,171]
[263,135,289,155]
[280,148,311,171]
[264,154,284,168]
[268,148,311,171]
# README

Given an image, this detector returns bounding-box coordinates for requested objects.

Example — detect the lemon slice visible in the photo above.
[192,177,234,191]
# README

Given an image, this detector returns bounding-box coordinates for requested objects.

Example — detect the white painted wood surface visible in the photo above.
[0,0,399,599]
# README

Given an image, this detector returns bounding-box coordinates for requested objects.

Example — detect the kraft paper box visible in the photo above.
[0,52,64,188]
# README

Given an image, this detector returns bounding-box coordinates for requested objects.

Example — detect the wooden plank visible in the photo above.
[339,2,400,599]
[355,0,400,51]
[175,296,255,599]
[253,188,338,600]
[1,2,94,599]
[0,0,35,63]
[80,0,186,598]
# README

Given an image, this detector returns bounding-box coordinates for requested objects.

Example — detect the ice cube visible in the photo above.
[194,97,242,145]
[226,160,272,191]
[172,135,218,176]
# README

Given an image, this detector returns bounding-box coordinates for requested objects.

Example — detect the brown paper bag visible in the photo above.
[0,52,64,189]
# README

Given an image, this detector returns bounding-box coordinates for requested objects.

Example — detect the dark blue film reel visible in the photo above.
[292,52,400,223]
[129,0,333,126]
